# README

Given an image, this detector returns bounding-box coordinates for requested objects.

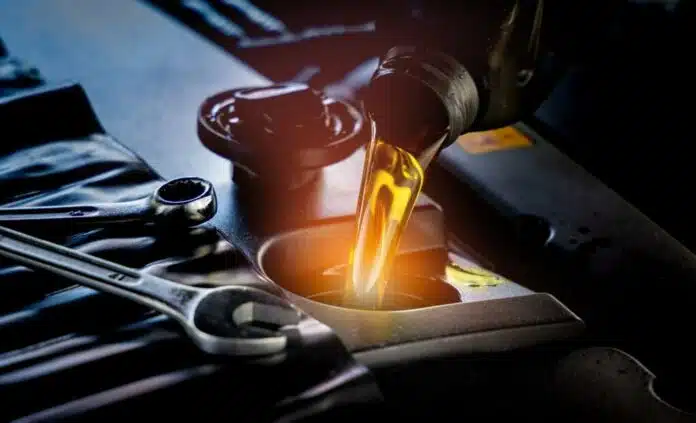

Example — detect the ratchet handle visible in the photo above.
[0,201,150,225]
[0,224,199,318]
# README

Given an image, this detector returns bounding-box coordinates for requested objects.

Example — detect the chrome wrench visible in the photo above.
[0,224,302,356]
[0,177,217,229]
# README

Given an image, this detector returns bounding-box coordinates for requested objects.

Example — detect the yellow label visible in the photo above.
[456,126,532,154]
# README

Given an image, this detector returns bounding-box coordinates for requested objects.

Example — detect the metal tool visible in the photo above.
[0,177,217,228]
[0,223,304,356]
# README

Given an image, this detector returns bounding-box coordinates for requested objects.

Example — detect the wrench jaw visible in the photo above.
[189,285,304,357]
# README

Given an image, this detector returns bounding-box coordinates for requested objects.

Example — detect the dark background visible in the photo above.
[147,0,695,250]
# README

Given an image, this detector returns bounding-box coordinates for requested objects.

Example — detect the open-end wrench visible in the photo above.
[0,223,303,356]
[0,223,387,422]
[0,177,217,229]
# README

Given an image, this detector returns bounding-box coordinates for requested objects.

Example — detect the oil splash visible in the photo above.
[445,261,506,289]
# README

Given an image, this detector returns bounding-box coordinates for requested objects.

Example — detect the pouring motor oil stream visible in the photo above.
[344,134,425,309]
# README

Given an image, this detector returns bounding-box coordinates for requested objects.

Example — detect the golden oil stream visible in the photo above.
[344,136,425,309]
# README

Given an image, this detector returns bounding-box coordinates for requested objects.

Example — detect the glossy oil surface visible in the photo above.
[345,136,424,309]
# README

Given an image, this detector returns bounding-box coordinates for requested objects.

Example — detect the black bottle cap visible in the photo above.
[197,83,365,191]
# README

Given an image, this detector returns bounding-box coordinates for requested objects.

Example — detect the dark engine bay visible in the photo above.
[1,1,695,422]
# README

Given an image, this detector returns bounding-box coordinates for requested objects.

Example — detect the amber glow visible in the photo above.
[344,136,424,309]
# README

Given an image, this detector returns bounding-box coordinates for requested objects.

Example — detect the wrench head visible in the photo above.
[190,285,302,356]
[151,177,218,227]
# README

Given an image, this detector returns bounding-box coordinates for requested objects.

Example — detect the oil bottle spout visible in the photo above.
[361,0,564,162]
[362,47,480,169]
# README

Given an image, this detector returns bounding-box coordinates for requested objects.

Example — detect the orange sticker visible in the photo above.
[456,126,532,154]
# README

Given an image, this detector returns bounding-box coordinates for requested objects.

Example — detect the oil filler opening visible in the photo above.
[257,229,461,312]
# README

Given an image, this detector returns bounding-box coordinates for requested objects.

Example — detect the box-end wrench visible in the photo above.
[0,177,217,229]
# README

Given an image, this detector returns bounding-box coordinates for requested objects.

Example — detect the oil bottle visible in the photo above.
[345,0,567,309]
